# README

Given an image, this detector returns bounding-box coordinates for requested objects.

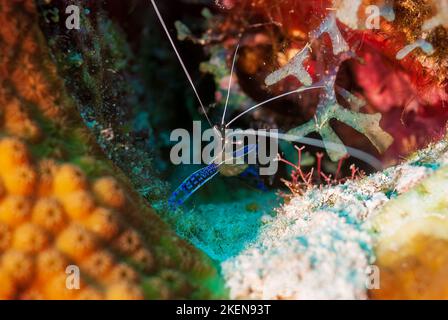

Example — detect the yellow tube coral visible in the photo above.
[93,177,126,209]
[0,195,33,227]
[32,198,67,234]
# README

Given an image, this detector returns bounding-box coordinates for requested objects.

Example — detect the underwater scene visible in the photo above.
[0,0,448,301]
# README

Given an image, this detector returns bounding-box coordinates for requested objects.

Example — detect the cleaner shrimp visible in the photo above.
[150,0,382,208]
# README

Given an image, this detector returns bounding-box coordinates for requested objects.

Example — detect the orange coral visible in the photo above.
[56,224,97,262]
[133,248,155,273]
[93,177,126,209]
[371,235,448,299]
[59,191,95,220]
[3,99,41,141]
[0,137,158,299]
[2,165,37,196]
[53,164,88,196]
[82,207,120,241]
[32,198,67,234]
[36,249,69,280]
[113,229,142,255]
[12,223,49,254]
[108,263,140,284]
[0,0,220,301]
[81,250,115,280]
[0,250,34,287]
[37,159,57,197]
[0,195,32,227]
[0,223,11,252]
[43,274,80,300]
[106,281,144,300]
[0,138,30,170]
[0,268,16,299]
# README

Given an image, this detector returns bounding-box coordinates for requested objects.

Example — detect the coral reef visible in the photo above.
[1,0,448,301]
[0,0,223,300]
[222,133,448,299]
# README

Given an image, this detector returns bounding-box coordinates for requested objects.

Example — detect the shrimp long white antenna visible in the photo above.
[226,85,324,128]
[150,0,213,127]
[221,44,240,126]
[226,130,383,170]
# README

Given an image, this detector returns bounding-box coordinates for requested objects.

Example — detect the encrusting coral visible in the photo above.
[0,0,223,300]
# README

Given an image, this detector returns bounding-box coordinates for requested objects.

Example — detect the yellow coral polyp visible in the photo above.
[2,165,37,196]
[83,207,120,241]
[106,281,144,300]
[3,99,41,141]
[12,223,49,254]
[108,263,140,283]
[0,268,16,299]
[0,195,32,227]
[53,164,88,196]
[133,248,155,273]
[93,176,126,209]
[37,159,57,197]
[43,274,80,300]
[56,224,97,262]
[0,138,30,170]
[1,249,34,287]
[59,191,96,220]
[36,248,69,280]
[81,250,115,279]
[12,68,49,104]
[0,179,5,200]
[0,223,11,252]
[32,197,67,234]
[114,229,142,255]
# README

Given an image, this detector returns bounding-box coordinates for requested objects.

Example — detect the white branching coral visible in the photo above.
[288,74,392,160]
[266,61,393,161]
[265,45,312,87]
[310,12,349,55]
[264,9,394,161]
[396,39,435,60]
[336,87,366,112]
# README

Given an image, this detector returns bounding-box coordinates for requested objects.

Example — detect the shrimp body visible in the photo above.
[168,144,257,208]
[218,143,256,176]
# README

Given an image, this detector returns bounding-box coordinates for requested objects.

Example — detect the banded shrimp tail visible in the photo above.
[168,163,220,209]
